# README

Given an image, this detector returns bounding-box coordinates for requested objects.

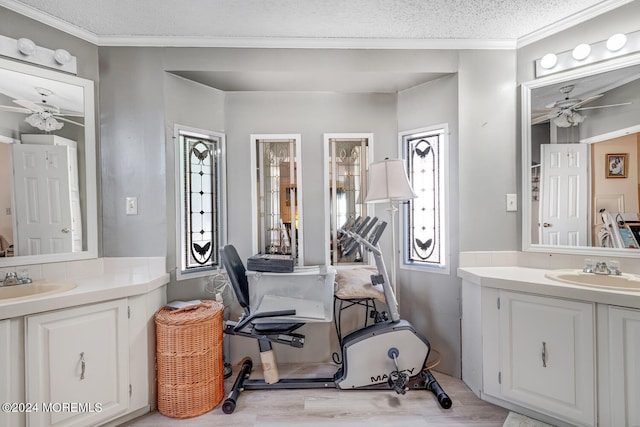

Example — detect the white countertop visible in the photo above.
[0,269,169,319]
[458,266,640,309]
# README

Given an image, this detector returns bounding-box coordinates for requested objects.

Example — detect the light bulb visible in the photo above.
[572,43,591,61]
[16,38,36,56]
[54,49,72,65]
[606,33,627,52]
[540,53,558,69]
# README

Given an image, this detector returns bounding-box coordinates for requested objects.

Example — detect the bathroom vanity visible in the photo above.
[460,266,640,427]
[0,258,168,427]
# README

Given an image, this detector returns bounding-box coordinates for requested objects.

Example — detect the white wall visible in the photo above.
[459,49,519,252]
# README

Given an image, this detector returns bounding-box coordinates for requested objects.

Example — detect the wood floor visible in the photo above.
[123,363,509,426]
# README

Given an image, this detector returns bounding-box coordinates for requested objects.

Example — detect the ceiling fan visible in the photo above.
[531,85,632,127]
[0,87,84,131]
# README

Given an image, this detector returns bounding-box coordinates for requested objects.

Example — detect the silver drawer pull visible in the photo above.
[80,352,85,380]
[541,342,547,368]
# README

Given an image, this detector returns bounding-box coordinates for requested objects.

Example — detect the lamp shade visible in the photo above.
[365,159,416,203]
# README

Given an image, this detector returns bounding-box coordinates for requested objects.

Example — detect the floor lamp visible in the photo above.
[365,159,416,301]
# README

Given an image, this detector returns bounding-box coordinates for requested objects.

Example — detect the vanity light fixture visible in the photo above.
[535,30,640,77]
[0,34,77,74]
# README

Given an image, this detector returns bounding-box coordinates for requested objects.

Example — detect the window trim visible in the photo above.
[399,124,450,275]
[174,124,227,281]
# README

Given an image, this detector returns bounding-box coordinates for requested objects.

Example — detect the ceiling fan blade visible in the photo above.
[531,113,558,125]
[56,110,85,117]
[576,101,632,111]
[0,104,31,114]
[13,99,43,112]
[570,94,603,109]
[55,116,85,127]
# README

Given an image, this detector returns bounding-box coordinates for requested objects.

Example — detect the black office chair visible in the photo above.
[220,245,305,342]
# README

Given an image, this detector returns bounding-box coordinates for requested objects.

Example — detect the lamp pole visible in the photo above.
[387,202,399,301]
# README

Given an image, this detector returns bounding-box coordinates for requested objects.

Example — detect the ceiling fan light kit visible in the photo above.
[536,30,640,77]
[25,112,64,132]
[531,84,632,128]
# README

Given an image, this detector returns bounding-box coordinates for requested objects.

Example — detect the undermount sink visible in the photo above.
[545,270,640,291]
[0,280,77,301]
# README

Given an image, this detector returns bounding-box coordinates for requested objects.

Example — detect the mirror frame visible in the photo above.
[0,57,97,267]
[521,52,640,258]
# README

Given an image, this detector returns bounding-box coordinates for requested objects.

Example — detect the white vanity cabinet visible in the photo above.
[495,291,596,426]
[25,299,129,427]
[462,280,596,427]
[461,268,640,427]
[599,305,640,426]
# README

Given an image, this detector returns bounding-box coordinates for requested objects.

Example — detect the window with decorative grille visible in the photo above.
[175,125,225,279]
[401,125,448,271]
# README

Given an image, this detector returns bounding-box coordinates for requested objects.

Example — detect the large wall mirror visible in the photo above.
[522,53,640,257]
[0,57,97,266]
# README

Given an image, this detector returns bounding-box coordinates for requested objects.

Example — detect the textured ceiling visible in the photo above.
[0,0,631,92]
[2,0,621,46]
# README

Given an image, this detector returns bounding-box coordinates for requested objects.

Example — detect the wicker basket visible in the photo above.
[155,300,225,418]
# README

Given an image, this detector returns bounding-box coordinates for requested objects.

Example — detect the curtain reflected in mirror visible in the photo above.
[326,135,369,265]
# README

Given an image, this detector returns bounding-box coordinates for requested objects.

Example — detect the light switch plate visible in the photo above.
[506,194,517,212]
[126,197,138,215]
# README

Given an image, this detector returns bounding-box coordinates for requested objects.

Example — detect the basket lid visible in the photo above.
[155,300,224,326]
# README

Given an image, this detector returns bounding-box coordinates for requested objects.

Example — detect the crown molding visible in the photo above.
[96,35,516,50]
[516,0,635,48]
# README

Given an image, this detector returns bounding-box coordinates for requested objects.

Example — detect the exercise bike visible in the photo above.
[220,217,451,414]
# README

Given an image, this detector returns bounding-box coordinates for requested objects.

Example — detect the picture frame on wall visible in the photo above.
[606,153,628,178]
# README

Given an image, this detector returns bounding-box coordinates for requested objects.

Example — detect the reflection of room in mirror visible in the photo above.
[525,60,640,251]
[0,57,96,266]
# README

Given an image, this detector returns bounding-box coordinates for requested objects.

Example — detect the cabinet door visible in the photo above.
[26,299,128,427]
[500,291,595,427]
[607,306,640,427]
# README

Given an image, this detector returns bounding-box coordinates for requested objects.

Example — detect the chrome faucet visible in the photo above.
[1,272,19,286]
[594,261,611,275]
[0,271,32,286]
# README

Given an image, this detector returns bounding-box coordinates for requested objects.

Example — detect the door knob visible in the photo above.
[543,222,553,228]
[62,227,70,233]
